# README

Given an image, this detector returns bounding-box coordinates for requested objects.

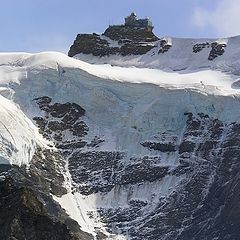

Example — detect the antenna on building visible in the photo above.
[108,18,113,26]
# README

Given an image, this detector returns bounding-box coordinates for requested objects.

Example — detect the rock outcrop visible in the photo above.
[103,25,158,42]
[193,42,210,53]
[0,175,92,240]
[68,25,159,57]
[208,42,227,60]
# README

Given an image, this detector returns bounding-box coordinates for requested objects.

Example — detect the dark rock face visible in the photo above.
[0,154,93,240]
[29,148,67,197]
[69,150,124,195]
[158,39,172,54]
[34,96,85,123]
[0,177,77,240]
[119,43,156,56]
[69,151,169,195]
[141,141,176,152]
[123,114,240,240]
[193,42,210,53]
[33,96,88,147]
[68,34,119,57]
[103,25,158,42]
[68,25,159,57]
[193,41,227,60]
[208,42,227,60]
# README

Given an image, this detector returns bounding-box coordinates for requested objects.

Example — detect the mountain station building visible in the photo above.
[124,12,153,31]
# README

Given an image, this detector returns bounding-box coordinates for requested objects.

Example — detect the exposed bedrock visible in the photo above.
[31,94,240,239]
[68,25,159,57]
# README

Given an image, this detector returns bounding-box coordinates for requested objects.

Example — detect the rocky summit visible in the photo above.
[68,26,159,57]
[1,13,240,240]
[68,13,160,57]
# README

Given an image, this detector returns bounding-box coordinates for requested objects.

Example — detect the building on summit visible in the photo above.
[124,12,153,31]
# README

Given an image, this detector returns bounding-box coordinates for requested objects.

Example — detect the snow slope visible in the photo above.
[0,93,47,166]
[0,51,239,96]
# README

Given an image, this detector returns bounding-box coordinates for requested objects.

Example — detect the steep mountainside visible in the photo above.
[1,27,240,239]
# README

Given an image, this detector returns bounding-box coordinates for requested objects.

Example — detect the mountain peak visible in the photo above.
[68,13,159,57]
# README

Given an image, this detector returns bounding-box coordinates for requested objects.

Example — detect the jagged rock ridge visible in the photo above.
[68,26,159,57]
